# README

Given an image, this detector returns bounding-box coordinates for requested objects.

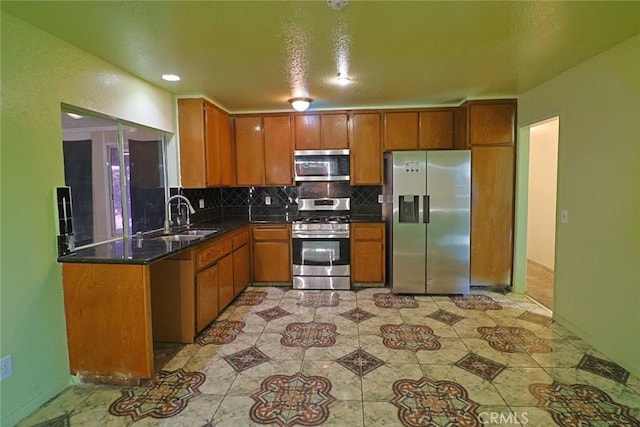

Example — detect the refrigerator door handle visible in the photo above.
[423,195,430,223]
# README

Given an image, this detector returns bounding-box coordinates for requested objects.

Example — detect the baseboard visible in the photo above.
[526,258,554,273]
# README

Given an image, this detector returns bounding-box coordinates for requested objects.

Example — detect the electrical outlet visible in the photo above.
[0,355,13,381]
[378,194,384,203]
[198,199,205,209]
[265,196,271,205]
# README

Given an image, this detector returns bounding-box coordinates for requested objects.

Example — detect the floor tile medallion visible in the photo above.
[233,290,268,306]
[427,309,465,326]
[478,326,552,354]
[256,306,291,322]
[108,369,205,421]
[196,319,245,346]
[454,352,506,381]
[223,346,270,372]
[391,377,481,426]
[336,348,385,377]
[250,373,336,426]
[296,292,340,307]
[339,307,376,323]
[577,354,630,384]
[379,324,441,352]
[450,295,503,311]
[373,293,419,309]
[530,381,639,426]
[281,321,338,349]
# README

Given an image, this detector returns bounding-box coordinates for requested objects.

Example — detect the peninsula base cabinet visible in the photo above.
[61,225,251,384]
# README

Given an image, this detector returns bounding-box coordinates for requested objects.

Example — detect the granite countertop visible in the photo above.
[57,213,381,265]
[57,218,250,265]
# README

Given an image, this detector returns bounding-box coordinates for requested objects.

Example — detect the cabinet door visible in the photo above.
[419,110,455,150]
[350,113,382,185]
[233,244,250,296]
[468,101,516,145]
[384,111,419,151]
[253,241,291,282]
[178,98,207,188]
[205,103,222,186]
[235,116,265,185]
[470,146,514,286]
[353,241,384,283]
[351,223,385,283]
[322,113,349,149]
[218,109,234,185]
[264,115,292,185]
[294,114,321,150]
[196,264,219,332]
[217,254,234,311]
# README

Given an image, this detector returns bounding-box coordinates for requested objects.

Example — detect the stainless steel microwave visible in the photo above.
[293,149,350,182]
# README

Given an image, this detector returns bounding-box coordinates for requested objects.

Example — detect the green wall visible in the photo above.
[0,12,175,425]
[515,35,640,376]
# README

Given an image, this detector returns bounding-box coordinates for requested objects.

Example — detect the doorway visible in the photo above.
[525,117,559,309]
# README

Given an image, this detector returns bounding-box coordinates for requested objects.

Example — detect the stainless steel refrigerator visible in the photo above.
[383,150,471,294]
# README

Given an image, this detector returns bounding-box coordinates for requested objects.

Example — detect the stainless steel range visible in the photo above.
[292,197,350,290]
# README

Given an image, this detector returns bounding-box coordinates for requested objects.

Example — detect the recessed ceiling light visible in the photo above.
[66,112,83,119]
[161,74,181,82]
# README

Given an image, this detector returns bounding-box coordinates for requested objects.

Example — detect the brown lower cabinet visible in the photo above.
[195,264,219,333]
[351,222,386,284]
[252,224,291,282]
[61,225,252,384]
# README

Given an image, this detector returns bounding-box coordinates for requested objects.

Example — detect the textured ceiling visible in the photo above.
[3,1,639,113]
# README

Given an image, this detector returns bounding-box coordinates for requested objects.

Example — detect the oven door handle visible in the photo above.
[292,232,350,239]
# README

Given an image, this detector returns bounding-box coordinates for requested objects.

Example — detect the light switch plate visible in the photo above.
[561,210,568,224]
[198,199,205,209]
[0,355,12,381]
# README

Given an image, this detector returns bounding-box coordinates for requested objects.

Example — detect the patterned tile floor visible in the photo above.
[18,287,640,426]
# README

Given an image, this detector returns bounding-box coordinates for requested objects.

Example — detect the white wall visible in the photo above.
[517,34,640,376]
[527,118,558,269]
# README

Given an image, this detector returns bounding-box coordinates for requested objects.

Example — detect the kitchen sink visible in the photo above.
[153,228,219,242]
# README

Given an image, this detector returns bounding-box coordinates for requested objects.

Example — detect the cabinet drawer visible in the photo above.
[252,225,290,241]
[196,239,232,270]
[232,229,249,249]
[353,225,383,241]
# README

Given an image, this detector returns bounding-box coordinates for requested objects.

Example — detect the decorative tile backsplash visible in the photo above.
[181,184,382,216]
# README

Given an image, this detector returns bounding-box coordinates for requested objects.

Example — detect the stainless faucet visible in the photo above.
[164,195,196,233]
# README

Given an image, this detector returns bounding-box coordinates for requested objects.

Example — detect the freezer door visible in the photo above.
[392,151,427,294]
[425,150,471,294]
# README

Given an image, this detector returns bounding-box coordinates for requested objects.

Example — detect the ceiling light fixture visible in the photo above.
[161,74,181,82]
[66,112,83,120]
[288,97,313,112]
[327,0,348,11]
[336,73,351,86]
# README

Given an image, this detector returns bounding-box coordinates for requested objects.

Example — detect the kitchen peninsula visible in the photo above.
[58,218,251,385]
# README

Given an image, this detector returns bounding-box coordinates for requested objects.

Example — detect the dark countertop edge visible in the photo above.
[57,219,250,265]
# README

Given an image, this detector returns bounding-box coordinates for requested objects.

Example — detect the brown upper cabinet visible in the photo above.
[419,109,456,149]
[293,113,349,150]
[178,98,232,188]
[384,111,418,151]
[350,112,382,185]
[383,109,456,151]
[462,99,517,146]
[234,114,292,186]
